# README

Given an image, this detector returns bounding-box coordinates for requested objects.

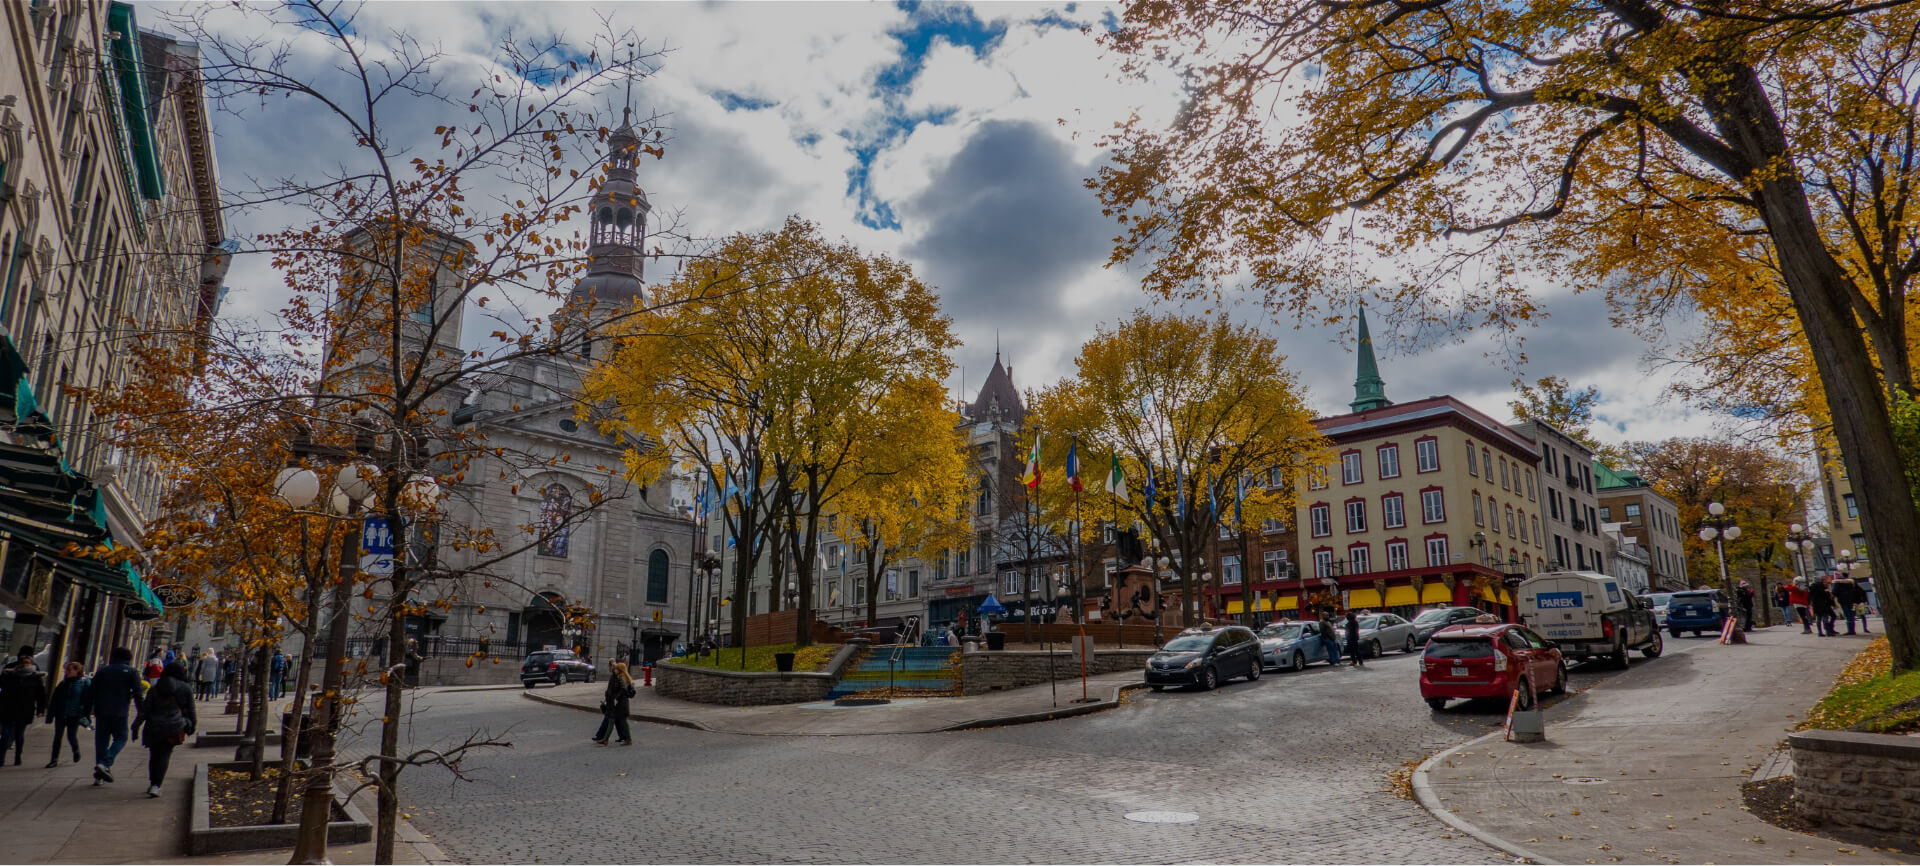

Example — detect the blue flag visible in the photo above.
[1143,461,1157,512]
[1175,461,1188,522]
[1235,473,1246,525]
[1206,474,1218,522]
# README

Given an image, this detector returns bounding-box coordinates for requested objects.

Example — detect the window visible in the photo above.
[1313,549,1335,578]
[1466,441,1478,476]
[1222,555,1242,585]
[1581,465,1593,494]
[1600,506,1612,522]
[1387,540,1409,570]
[1499,458,1510,490]
[1309,465,1329,490]
[1505,505,1516,537]
[538,484,573,558]
[976,532,992,573]
[1425,536,1450,567]
[1378,444,1401,479]
[908,570,920,597]
[1416,438,1440,472]
[1027,572,1041,593]
[1262,518,1286,534]
[1263,550,1289,580]
[1310,504,1331,537]
[1002,571,1018,594]
[1267,466,1285,488]
[1519,511,1530,543]
[1345,500,1367,533]
[1851,534,1868,560]
[1549,489,1563,520]
[1348,545,1371,574]
[934,556,948,582]
[1844,494,1858,519]
[1219,523,1235,540]
[1482,448,1492,480]
[1574,542,1587,570]
[1625,503,1642,523]
[1472,492,1484,525]
[887,571,901,600]
[1526,470,1535,500]
[976,475,992,516]
[1422,489,1446,523]
[956,549,969,577]
[1382,494,1406,529]
[1342,451,1363,485]
[646,550,670,603]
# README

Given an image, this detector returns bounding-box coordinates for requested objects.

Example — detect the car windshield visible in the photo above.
[1162,634,1214,652]
[1260,624,1305,640]
[1644,593,1674,606]
[1413,609,1454,624]
[1426,638,1495,659]
[527,653,553,664]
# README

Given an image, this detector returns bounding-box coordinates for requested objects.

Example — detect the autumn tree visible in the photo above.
[1095,0,1920,668]
[1027,311,1325,626]
[1624,437,1813,592]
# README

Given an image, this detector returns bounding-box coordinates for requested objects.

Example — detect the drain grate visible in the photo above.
[1125,811,1200,824]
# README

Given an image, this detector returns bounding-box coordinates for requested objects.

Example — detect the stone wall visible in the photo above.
[1789,729,1920,836]
[655,642,863,706]
[960,649,1155,695]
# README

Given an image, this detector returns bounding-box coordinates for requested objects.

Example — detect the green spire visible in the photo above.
[1351,303,1391,413]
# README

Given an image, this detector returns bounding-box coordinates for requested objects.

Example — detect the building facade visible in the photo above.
[1598,521,1652,595]
[1815,441,1874,585]
[1594,462,1689,591]
[1510,419,1605,574]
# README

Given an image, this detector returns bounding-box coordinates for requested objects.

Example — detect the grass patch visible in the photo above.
[1799,637,1920,734]
[665,643,836,673]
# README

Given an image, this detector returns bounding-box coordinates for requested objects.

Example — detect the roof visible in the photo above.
[966,355,1024,427]
[1315,395,1539,457]
[1593,461,1645,489]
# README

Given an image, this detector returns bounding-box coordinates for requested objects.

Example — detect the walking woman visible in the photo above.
[591,662,637,746]
[1344,609,1366,668]
[131,660,195,798]
[45,661,89,767]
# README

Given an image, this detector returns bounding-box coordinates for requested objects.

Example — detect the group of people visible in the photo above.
[0,643,198,798]
[145,645,296,702]
[1772,574,1875,636]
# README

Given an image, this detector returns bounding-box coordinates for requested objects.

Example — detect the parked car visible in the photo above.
[1256,621,1333,670]
[1145,625,1262,691]
[1665,590,1729,637]
[1335,613,1419,657]
[1419,622,1566,711]
[1516,571,1662,668]
[1641,592,1676,627]
[1410,606,1488,645]
[521,649,595,688]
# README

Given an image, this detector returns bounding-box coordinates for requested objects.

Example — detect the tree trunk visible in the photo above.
[375,592,406,865]
[291,565,355,864]
[248,644,270,781]
[273,530,326,826]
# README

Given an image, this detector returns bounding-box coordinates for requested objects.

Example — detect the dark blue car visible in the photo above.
[1665,590,1728,636]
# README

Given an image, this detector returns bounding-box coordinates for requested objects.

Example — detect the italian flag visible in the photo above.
[1020,432,1043,489]
[1104,454,1129,502]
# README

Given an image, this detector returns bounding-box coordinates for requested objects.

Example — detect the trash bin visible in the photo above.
[280,711,315,760]
[986,632,1006,651]
[774,652,796,672]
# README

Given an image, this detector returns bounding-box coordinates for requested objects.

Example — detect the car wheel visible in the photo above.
[1404,635,1417,654]
[523,681,534,689]
[1426,697,1448,711]
[552,673,565,687]
[1247,658,1262,681]
[1612,636,1631,670]
[1369,640,1382,659]
[1201,666,1219,691]
[1642,629,1664,659]
[1692,630,1703,637]
[1150,684,1164,692]
[1549,662,1568,695]
[1515,679,1535,710]
[1670,627,1682,638]
[1291,651,1305,670]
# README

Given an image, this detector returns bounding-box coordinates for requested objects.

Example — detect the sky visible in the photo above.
[181,0,1721,450]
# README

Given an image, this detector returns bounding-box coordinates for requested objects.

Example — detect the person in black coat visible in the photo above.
[1344,610,1365,668]
[131,660,196,798]
[0,646,47,766]
[1809,579,1838,636]
[44,661,90,768]
[592,662,637,745]
[84,647,142,784]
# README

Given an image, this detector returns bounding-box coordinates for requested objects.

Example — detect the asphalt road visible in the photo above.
[341,632,1715,864]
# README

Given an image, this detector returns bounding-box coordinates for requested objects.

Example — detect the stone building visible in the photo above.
[1598,521,1651,595]
[1814,440,1873,585]
[1508,418,1605,573]
[0,3,227,673]
[1594,462,1689,591]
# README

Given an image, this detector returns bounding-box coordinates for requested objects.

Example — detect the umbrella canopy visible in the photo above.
[976,593,1007,615]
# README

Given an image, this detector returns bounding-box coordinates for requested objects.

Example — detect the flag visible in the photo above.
[1206,475,1218,522]
[1103,454,1128,503]
[1020,431,1043,489]
[1235,473,1246,525]
[1143,461,1157,509]
[1175,461,1188,522]
[1065,438,1083,493]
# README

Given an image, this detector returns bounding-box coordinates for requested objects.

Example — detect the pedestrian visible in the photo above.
[0,646,47,766]
[1771,584,1793,629]
[161,647,175,668]
[1830,575,1862,635]
[1735,580,1756,631]
[1809,578,1838,636]
[1316,609,1342,666]
[591,661,636,746]
[44,661,90,768]
[1789,579,1813,633]
[267,651,286,701]
[221,652,239,699]
[194,649,220,701]
[144,653,164,683]
[1858,578,1875,632]
[84,647,140,785]
[131,660,196,798]
[1344,609,1365,668]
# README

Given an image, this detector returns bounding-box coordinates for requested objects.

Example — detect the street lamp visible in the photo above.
[1470,530,1488,566]
[1783,523,1817,627]
[1698,502,1743,632]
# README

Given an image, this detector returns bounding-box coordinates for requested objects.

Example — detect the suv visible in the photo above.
[521,649,595,688]
[1411,606,1490,645]
[1420,622,1566,711]
[1145,626,1262,691]
[1665,590,1728,637]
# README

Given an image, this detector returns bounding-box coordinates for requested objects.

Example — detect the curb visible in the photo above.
[341,781,457,865]
[519,681,1143,736]
[1410,731,1555,865]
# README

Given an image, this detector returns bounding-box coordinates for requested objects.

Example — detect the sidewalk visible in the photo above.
[0,700,445,864]
[1414,621,1920,865]
[523,670,1145,735]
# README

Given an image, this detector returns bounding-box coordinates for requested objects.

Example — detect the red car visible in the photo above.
[1419,622,1566,711]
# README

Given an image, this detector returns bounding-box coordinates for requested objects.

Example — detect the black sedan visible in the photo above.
[1144,626,1262,691]
[521,649,595,688]
[1410,606,1490,646]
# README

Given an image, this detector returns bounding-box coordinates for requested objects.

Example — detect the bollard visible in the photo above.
[642,664,652,687]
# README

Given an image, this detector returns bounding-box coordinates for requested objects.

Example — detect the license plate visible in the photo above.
[1451,666,1468,677]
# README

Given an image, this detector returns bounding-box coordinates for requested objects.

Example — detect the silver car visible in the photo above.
[1641,592,1675,627]
[1256,621,1334,669]
[1336,613,1420,657]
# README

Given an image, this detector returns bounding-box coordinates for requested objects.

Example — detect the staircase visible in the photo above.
[826,646,959,699]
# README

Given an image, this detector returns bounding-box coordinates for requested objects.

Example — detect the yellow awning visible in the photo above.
[1499,588,1514,606]
[1225,600,1245,614]
[1275,596,1298,611]
[1477,585,1500,604]
[1349,588,1383,608]
[1421,583,1452,604]
[1384,585,1419,607]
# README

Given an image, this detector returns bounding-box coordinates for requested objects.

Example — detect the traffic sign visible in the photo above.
[361,516,395,576]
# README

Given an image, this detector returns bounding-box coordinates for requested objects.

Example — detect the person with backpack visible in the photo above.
[1809,578,1839,636]
[1831,575,1864,635]
[268,651,288,701]
[44,661,90,768]
[84,647,141,785]
[0,646,47,766]
[591,661,637,746]
[132,660,196,798]
[1771,584,1793,629]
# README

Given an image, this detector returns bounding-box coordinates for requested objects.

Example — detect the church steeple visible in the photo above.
[1350,303,1392,413]
[571,108,650,307]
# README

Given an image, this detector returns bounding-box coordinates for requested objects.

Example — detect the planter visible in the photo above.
[985,632,1006,651]
[192,729,281,749]
[189,761,372,855]
[773,652,796,673]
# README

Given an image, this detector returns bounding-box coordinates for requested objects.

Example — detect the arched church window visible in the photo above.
[538,484,573,558]
[647,549,670,604]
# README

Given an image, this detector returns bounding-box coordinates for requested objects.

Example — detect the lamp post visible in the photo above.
[1470,530,1488,566]
[1783,523,1817,628]
[1698,502,1743,634]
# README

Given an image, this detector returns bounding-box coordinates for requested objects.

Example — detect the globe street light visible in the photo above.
[1698,502,1743,632]
[1783,523,1817,627]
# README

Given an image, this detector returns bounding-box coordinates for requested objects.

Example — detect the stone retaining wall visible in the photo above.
[655,642,863,706]
[960,649,1155,695]
[1789,729,1920,835]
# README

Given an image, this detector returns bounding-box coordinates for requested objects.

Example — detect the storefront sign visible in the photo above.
[152,583,200,608]
[123,603,162,622]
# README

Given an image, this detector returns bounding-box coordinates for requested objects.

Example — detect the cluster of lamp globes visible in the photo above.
[270,463,444,514]
[1697,501,1742,543]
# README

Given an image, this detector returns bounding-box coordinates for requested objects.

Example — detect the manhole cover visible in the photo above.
[1561,777,1608,785]
[1125,811,1199,824]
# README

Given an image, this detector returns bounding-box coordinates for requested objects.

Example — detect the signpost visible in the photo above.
[360,516,395,576]
[152,584,201,609]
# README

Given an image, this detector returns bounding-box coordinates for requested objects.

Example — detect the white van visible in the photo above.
[1516,571,1663,668]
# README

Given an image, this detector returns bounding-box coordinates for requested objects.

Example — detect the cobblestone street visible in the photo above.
[345,641,1698,863]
